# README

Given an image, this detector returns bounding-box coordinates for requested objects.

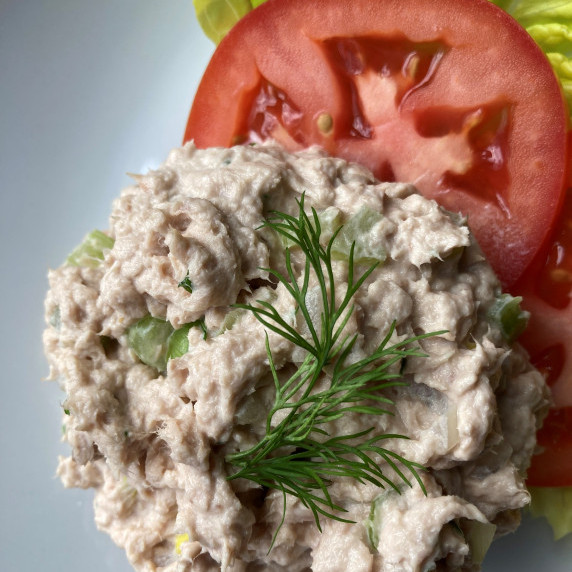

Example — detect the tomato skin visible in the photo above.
[185,0,569,288]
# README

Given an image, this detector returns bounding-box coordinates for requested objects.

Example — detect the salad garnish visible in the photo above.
[226,196,443,546]
[491,0,572,118]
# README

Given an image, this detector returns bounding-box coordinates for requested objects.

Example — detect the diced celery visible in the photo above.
[530,486,572,540]
[277,229,297,250]
[215,288,277,336]
[127,316,174,372]
[331,206,386,265]
[213,308,245,336]
[66,229,114,268]
[365,490,398,549]
[127,316,207,372]
[318,206,343,240]
[167,323,192,359]
[487,293,530,343]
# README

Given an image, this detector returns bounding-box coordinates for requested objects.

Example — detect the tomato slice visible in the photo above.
[185,0,569,288]
[516,187,572,486]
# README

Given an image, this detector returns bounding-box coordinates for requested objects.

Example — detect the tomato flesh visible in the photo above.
[185,0,568,288]
[320,36,513,209]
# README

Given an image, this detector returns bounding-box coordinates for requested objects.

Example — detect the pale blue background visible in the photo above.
[0,0,570,570]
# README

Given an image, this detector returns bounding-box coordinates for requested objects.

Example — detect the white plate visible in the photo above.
[0,1,570,570]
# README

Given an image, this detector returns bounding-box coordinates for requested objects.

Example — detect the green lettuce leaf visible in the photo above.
[193,0,262,44]
[529,486,572,540]
[490,0,572,117]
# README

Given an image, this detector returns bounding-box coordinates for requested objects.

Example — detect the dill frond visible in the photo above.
[226,194,443,547]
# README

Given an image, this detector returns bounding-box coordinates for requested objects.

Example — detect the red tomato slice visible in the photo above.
[185,0,569,288]
[516,187,572,486]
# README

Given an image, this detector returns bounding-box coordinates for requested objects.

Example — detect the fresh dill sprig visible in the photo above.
[226,194,443,546]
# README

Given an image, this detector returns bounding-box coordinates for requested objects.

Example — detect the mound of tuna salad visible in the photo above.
[44,142,549,571]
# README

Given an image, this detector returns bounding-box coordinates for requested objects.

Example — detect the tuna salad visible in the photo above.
[43,142,549,571]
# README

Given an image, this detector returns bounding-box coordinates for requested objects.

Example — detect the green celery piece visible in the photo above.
[331,206,386,265]
[529,486,572,539]
[490,0,572,117]
[193,0,257,44]
[213,308,245,335]
[318,206,343,241]
[364,490,398,549]
[168,319,207,358]
[215,287,277,336]
[127,316,174,372]
[487,293,530,343]
[66,230,114,268]
[128,316,208,371]
[167,323,192,359]
[365,494,384,549]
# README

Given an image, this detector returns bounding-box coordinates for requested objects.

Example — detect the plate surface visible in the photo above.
[0,1,570,570]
